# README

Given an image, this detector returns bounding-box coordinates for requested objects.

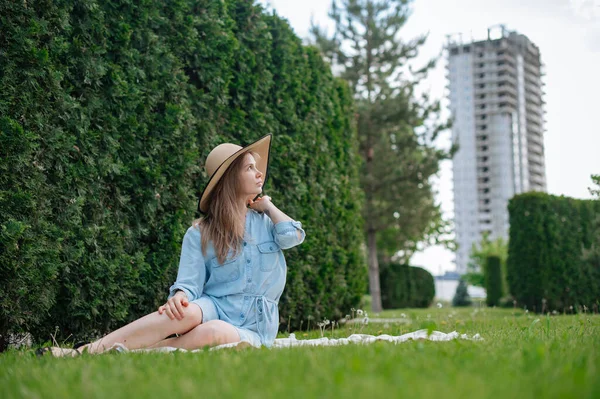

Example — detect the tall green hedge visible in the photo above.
[380,264,435,309]
[0,0,365,348]
[484,256,502,307]
[507,192,600,312]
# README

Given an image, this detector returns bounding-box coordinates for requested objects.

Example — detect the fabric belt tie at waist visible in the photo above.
[257,297,264,322]
[238,294,276,322]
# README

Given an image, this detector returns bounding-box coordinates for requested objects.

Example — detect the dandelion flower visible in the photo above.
[437,302,443,309]
[357,309,364,316]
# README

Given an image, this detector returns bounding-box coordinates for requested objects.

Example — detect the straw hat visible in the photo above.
[198,134,272,214]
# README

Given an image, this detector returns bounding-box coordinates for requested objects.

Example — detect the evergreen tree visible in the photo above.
[464,233,508,294]
[484,256,503,307]
[452,278,472,307]
[310,0,453,311]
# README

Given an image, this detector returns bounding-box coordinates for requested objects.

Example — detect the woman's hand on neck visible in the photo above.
[247,195,274,214]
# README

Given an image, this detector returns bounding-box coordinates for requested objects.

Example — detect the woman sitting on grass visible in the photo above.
[39,134,305,356]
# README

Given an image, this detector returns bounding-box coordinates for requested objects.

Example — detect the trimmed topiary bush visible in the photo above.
[380,264,435,309]
[484,256,502,307]
[507,192,599,313]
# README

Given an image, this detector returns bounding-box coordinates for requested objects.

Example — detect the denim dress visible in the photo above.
[168,209,306,347]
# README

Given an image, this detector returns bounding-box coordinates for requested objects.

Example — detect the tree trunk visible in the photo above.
[367,228,383,312]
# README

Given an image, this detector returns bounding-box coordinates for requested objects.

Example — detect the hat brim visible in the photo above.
[197,134,272,214]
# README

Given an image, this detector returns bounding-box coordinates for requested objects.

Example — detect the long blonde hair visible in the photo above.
[195,151,258,265]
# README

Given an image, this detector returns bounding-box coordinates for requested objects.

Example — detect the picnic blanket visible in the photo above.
[117,329,483,353]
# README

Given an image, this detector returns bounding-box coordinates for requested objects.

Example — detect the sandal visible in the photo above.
[36,342,89,358]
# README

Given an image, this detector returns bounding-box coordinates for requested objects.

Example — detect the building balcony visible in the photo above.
[474,96,518,110]
[525,82,543,98]
[474,74,502,86]
[523,61,541,76]
[527,131,544,145]
[526,125,544,138]
[528,144,544,158]
[526,110,544,124]
[528,155,545,168]
[524,74,541,90]
[526,119,543,130]
[526,116,543,129]
[498,85,518,97]
[475,84,515,96]
[526,102,543,117]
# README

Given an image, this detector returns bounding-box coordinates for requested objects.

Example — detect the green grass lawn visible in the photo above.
[2,306,599,398]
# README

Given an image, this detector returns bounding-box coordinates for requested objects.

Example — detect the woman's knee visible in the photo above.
[161,303,203,332]
[183,304,204,326]
[192,320,240,344]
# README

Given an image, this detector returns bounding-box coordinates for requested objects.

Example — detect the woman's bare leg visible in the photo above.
[146,320,240,351]
[82,304,204,354]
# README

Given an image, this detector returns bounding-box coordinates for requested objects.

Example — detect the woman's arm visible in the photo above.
[167,226,206,301]
[249,196,306,249]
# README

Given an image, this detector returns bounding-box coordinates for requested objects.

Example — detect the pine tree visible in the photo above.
[452,278,472,307]
[310,0,453,311]
[464,232,508,294]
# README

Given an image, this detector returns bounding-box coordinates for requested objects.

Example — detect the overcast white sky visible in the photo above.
[259,0,600,275]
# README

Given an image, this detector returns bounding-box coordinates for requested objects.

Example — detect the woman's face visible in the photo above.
[238,153,264,201]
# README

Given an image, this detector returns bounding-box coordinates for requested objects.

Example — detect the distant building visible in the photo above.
[446,25,547,274]
[435,271,461,281]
